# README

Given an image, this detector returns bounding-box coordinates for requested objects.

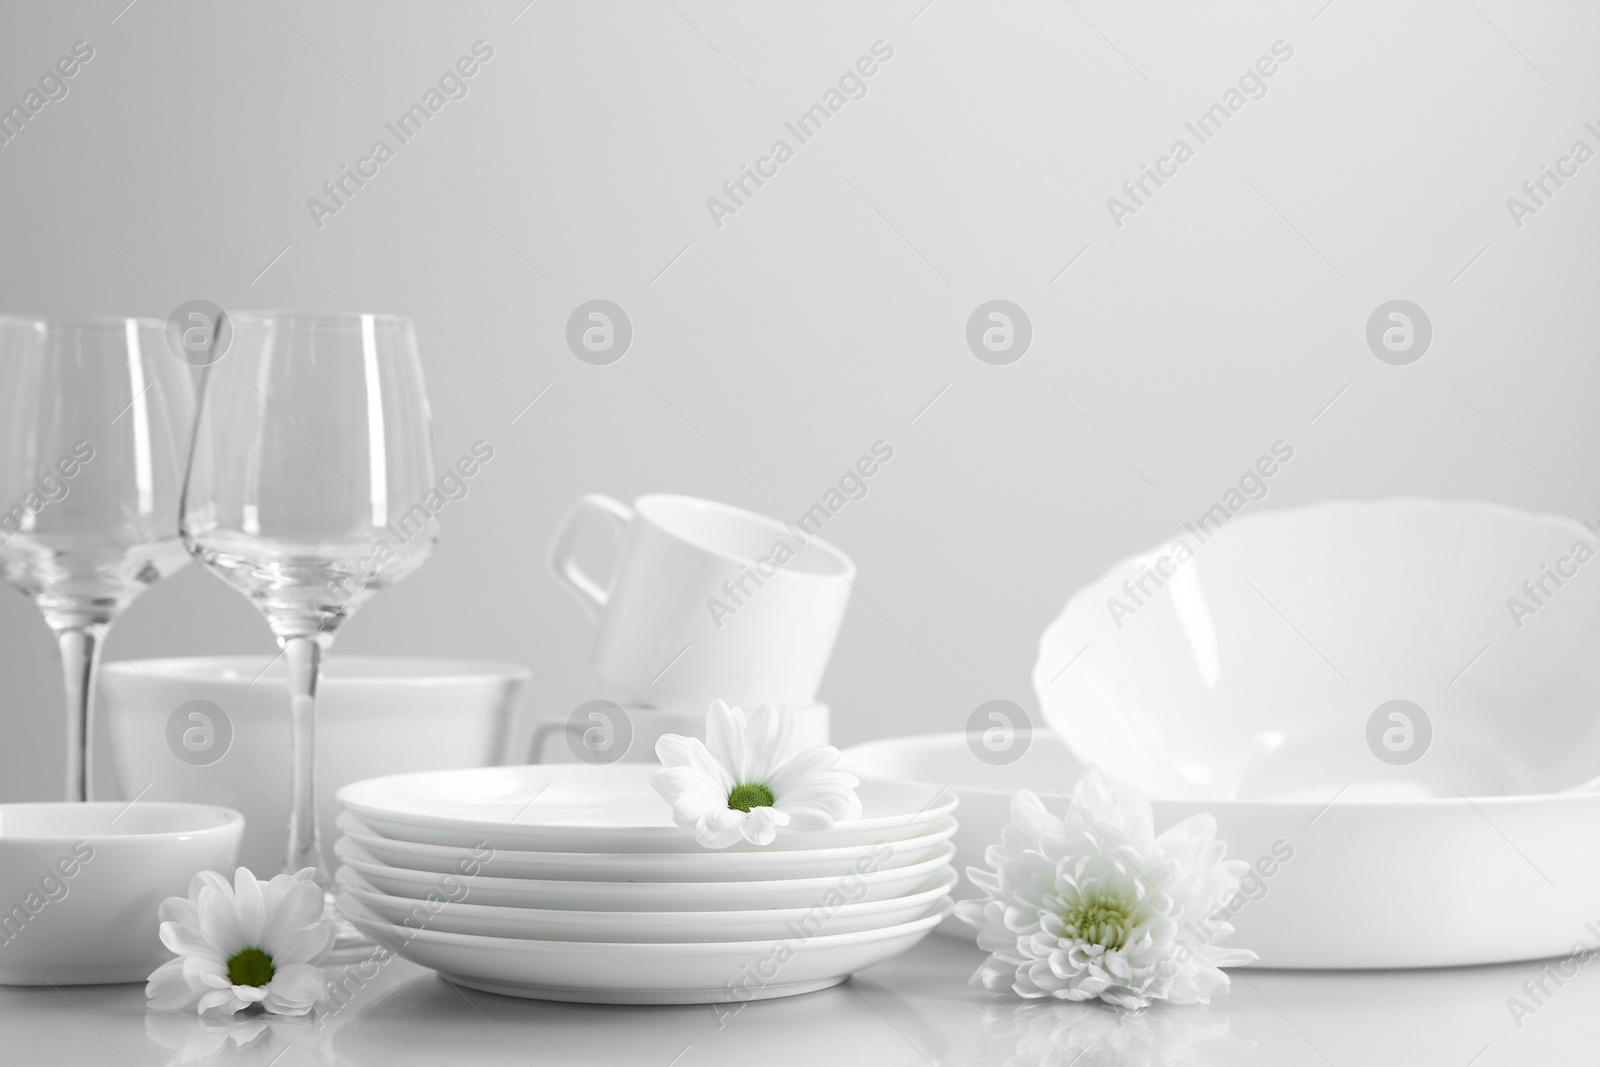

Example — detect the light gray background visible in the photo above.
[0,0,1596,802]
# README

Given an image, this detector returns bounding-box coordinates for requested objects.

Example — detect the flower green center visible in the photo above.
[1063,898,1133,951]
[226,946,275,988]
[727,783,775,812]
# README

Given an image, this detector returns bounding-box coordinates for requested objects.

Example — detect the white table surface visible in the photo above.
[3,930,1594,1066]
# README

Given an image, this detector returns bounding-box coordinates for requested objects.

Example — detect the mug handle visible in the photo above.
[526,720,564,763]
[547,494,634,621]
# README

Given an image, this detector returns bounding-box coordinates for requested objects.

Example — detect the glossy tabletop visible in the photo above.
[3,932,1596,1066]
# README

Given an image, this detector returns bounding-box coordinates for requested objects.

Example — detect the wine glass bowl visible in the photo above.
[181,311,438,884]
[0,314,195,801]
[182,312,438,641]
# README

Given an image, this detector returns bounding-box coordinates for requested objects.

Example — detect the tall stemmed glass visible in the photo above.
[0,315,195,802]
[181,312,437,885]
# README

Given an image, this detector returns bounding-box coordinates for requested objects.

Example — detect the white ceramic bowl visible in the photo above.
[845,731,1600,968]
[336,811,956,881]
[337,897,952,1004]
[102,656,529,875]
[336,840,957,911]
[0,802,242,985]
[336,866,957,942]
[1035,499,1600,801]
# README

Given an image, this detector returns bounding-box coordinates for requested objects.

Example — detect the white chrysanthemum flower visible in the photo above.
[956,768,1256,1009]
[651,699,861,848]
[146,867,334,1016]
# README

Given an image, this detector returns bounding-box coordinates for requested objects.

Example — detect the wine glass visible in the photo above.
[181,311,437,886]
[0,315,195,802]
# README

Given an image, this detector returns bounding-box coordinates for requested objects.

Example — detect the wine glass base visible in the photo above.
[321,891,381,967]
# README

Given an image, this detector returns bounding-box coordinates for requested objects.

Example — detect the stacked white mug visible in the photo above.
[536,494,855,763]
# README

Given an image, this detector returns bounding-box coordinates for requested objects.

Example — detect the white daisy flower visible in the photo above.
[956,768,1256,1009]
[651,699,862,848]
[146,867,334,1016]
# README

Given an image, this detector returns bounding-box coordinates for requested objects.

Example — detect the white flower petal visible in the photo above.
[655,735,734,791]
[158,895,199,928]
[738,704,792,781]
[703,699,742,771]
[692,808,750,849]
[267,879,326,945]
[766,744,845,792]
[197,988,245,1014]
[232,866,266,947]
[185,954,230,990]
[738,806,786,845]
[160,922,222,964]
[262,963,326,1014]
[144,957,200,1011]
[197,887,247,957]
[265,920,334,967]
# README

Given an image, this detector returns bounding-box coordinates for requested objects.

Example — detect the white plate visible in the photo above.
[335,839,957,910]
[337,896,952,1004]
[335,866,956,942]
[335,811,957,881]
[337,763,956,852]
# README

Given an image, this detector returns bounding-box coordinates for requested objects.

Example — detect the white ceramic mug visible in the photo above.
[548,494,855,707]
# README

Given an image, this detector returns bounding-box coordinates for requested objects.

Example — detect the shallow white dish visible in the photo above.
[0,802,242,985]
[104,656,528,874]
[336,866,956,942]
[336,811,956,881]
[845,730,1600,969]
[335,839,957,911]
[338,895,951,1004]
[1035,499,1600,802]
[338,763,956,852]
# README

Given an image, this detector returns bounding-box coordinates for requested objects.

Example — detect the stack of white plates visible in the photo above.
[332,764,957,1003]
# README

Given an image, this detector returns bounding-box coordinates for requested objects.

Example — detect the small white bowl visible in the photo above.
[102,656,529,875]
[0,802,242,985]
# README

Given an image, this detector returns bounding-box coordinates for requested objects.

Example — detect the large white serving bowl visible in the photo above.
[336,811,956,881]
[335,839,957,911]
[845,731,1600,968]
[337,896,952,1004]
[338,763,957,852]
[1034,499,1600,802]
[1030,502,1600,799]
[0,802,242,985]
[336,866,957,942]
[103,656,530,874]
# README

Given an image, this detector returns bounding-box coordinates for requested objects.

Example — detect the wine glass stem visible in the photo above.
[283,635,330,886]
[57,626,105,803]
